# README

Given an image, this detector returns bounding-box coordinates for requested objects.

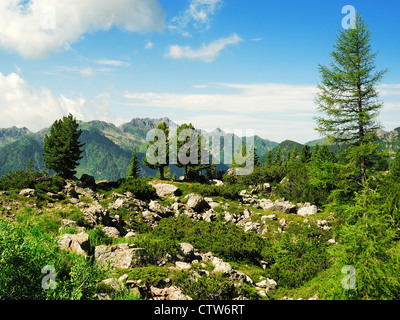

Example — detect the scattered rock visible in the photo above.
[94,243,150,269]
[59,232,90,255]
[19,188,36,198]
[317,220,331,231]
[212,257,233,275]
[150,286,192,300]
[185,193,210,213]
[297,203,318,217]
[149,200,167,216]
[175,261,191,270]
[150,183,182,197]
[103,226,121,238]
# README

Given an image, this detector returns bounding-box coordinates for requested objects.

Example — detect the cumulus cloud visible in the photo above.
[0,72,85,131]
[165,33,242,62]
[0,0,166,58]
[169,0,223,36]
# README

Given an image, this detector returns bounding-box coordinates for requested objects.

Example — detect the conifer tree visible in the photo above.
[127,146,140,179]
[42,114,84,179]
[315,13,387,186]
[274,146,283,166]
[391,148,400,181]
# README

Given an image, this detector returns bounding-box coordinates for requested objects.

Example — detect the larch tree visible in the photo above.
[315,13,387,186]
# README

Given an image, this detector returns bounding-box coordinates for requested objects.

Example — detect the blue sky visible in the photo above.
[0,0,399,143]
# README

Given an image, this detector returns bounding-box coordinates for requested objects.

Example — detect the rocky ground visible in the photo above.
[2,176,335,300]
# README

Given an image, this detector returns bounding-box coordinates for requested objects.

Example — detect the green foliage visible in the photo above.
[186,182,245,200]
[43,114,85,179]
[390,148,400,181]
[153,216,264,264]
[142,121,169,180]
[172,270,237,300]
[127,146,140,179]
[0,220,106,300]
[315,13,387,185]
[117,178,157,201]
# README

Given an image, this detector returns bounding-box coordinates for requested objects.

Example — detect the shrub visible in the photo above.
[0,219,107,300]
[117,178,157,201]
[153,216,264,264]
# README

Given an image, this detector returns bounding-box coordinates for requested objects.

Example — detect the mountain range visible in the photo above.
[0,118,399,181]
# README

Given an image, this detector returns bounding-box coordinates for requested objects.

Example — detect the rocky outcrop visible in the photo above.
[94,243,150,269]
[297,203,318,217]
[19,188,36,197]
[150,183,182,198]
[59,232,90,255]
[185,193,210,213]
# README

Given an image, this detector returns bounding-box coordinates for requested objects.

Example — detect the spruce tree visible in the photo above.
[42,114,84,179]
[315,13,387,186]
[128,146,140,179]
[274,146,283,166]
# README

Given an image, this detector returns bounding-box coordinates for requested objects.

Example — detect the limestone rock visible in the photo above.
[94,243,149,269]
[59,232,90,255]
[185,193,210,213]
[150,183,182,198]
[19,189,36,197]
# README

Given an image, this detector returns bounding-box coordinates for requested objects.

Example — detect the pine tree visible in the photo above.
[290,145,298,163]
[42,114,84,179]
[299,145,312,163]
[127,146,140,179]
[265,150,272,167]
[274,146,283,166]
[315,13,387,186]
[143,121,169,180]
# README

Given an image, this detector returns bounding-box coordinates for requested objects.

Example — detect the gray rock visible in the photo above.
[19,188,36,197]
[103,226,121,238]
[59,232,90,255]
[256,278,277,290]
[94,243,149,269]
[185,193,210,213]
[150,183,182,197]
[175,261,191,270]
[274,200,297,214]
[212,257,233,275]
[149,200,167,216]
[297,203,318,217]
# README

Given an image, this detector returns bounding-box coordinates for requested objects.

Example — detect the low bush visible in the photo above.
[153,216,264,264]
[116,178,157,201]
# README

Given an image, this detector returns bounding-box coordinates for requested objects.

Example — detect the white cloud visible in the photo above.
[0,72,85,131]
[124,82,318,114]
[145,41,154,49]
[0,0,166,58]
[169,0,223,36]
[165,33,242,62]
[95,59,130,67]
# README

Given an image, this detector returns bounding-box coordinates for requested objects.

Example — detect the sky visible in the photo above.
[0,0,399,143]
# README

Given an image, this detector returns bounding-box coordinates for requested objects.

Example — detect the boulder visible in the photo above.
[212,257,233,275]
[297,203,318,217]
[259,199,275,211]
[175,261,191,270]
[256,278,277,290]
[273,200,297,214]
[58,219,85,233]
[103,226,121,238]
[82,204,110,226]
[94,243,149,269]
[19,188,36,198]
[80,174,96,189]
[150,286,192,300]
[176,243,195,262]
[59,232,90,255]
[150,183,182,198]
[109,197,139,211]
[149,200,167,216]
[185,193,210,213]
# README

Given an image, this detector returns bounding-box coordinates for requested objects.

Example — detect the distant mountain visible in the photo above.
[0,119,398,180]
[0,126,30,149]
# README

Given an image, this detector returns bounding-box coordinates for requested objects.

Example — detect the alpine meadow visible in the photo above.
[0,0,400,310]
